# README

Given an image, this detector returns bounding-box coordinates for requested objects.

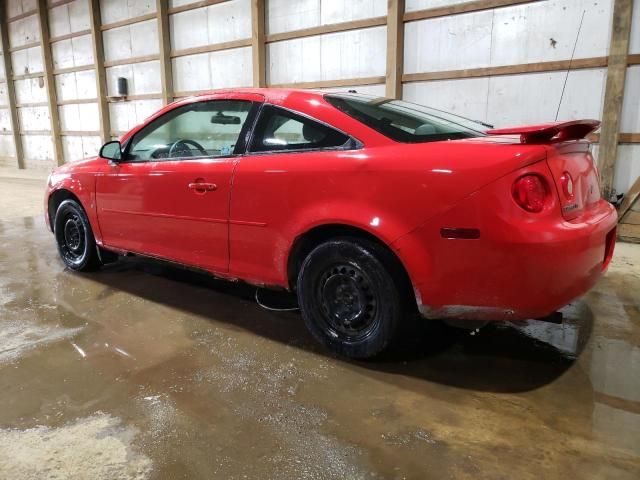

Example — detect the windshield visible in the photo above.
[324,93,487,143]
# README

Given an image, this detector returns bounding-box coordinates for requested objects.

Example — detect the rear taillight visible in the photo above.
[512,174,549,213]
[559,171,574,199]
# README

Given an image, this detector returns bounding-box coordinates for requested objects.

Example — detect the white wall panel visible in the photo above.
[403,69,605,128]
[109,99,163,132]
[267,0,319,34]
[55,69,97,101]
[404,0,613,75]
[106,61,162,95]
[268,26,386,84]
[403,77,490,122]
[490,0,613,66]
[0,82,9,107]
[170,0,251,50]
[169,0,195,7]
[172,46,252,93]
[621,66,640,133]
[22,135,54,167]
[614,145,640,195]
[102,20,159,62]
[485,69,606,128]
[0,58,5,81]
[7,0,38,19]
[51,34,94,69]
[19,106,50,131]
[0,111,12,131]
[267,0,386,35]
[49,0,91,38]
[630,0,640,54]
[14,77,47,104]
[62,135,102,162]
[100,0,156,25]
[11,46,43,74]
[405,0,469,12]
[404,11,492,74]
[7,14,40,48]
[59,103,99,131]
[0,135,17,160]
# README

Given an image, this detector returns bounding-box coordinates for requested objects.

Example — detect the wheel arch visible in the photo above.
[48,189,83,231]
[286,223,417,308]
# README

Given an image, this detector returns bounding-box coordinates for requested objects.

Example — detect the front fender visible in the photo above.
[47,169,102,244]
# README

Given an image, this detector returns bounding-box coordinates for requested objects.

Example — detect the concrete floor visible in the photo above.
[0,174,639,480]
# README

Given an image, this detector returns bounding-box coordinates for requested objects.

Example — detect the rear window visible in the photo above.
[325,93,487,143]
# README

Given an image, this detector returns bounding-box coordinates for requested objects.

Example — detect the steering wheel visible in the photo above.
[168,139,207,158]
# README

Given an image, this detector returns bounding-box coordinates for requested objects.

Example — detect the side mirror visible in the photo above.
[100,140,122,161]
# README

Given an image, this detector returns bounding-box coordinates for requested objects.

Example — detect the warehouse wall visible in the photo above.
[0,0,638,198]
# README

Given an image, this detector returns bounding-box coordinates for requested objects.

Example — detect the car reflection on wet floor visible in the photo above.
[0,215,638,479]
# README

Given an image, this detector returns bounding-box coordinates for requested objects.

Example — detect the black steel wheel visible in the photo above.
[54,199,100,271]
[297,237,408,358]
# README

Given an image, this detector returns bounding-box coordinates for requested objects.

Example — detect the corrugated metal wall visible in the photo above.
[0,0,637,197]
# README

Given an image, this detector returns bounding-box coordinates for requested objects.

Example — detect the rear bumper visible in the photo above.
[394,179,617,322]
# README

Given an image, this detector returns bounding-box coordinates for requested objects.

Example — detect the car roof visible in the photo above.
[177,87,373,106]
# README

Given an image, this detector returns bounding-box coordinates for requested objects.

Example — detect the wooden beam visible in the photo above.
[103,54,160,68]
[251,0,266,87]
[402,56,608,83]
[0,9,25,169]
[269,76,386,89]
[599,0,633,200]
[6,9,38,22]
[88,0,110,144]
[49,0,77,8]
[386,0,404,99]
[37,0,65,167]
[618,223,640,243]
[168,0,231,15]
[53,64,95,75]
[49,28,91,43]
[403,0,541,22]
[100,13,157,31]
[617,176,640,222]
[156,0,173,105]
[8,41,41,53]
[265,16,387,43]
[12,72,46,81]
[171,38,252,58]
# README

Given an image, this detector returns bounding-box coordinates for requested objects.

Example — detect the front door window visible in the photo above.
[126,100,254,161]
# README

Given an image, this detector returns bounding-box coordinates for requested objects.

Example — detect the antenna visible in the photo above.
[555,10,586,121]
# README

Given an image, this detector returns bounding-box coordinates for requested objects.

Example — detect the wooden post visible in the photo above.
[0,7,25,169]
[598,0,633,200]
[386,0,405,99]
[88,0,110,143]
[251,0,266,87]
[156,0,173,105]
[37,0,65,166]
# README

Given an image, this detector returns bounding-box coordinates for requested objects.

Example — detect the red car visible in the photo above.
[45,88,617,358]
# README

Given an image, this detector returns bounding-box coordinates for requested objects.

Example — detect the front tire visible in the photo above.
[54,199,100,271]
[296,238,408,359]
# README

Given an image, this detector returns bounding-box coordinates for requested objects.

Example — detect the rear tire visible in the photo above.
[296,237,408,359]
[54,199,100,271]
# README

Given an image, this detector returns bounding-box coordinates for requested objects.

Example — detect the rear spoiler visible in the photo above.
[486,119,600,144]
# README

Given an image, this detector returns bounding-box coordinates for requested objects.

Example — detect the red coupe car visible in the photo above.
[45,88,617,358]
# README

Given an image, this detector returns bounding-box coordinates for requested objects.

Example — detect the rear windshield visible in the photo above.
[324,93,487,143]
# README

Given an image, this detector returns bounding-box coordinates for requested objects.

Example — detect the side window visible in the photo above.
[126,100,254,161]
[249,105,350,153]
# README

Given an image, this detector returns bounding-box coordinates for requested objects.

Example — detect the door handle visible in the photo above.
[188,182,217,192]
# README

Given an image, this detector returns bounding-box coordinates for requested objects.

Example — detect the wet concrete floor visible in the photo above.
[0,176,639,479]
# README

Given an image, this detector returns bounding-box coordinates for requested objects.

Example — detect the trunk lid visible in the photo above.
[544,142,601,220]
[487,120,601,220]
